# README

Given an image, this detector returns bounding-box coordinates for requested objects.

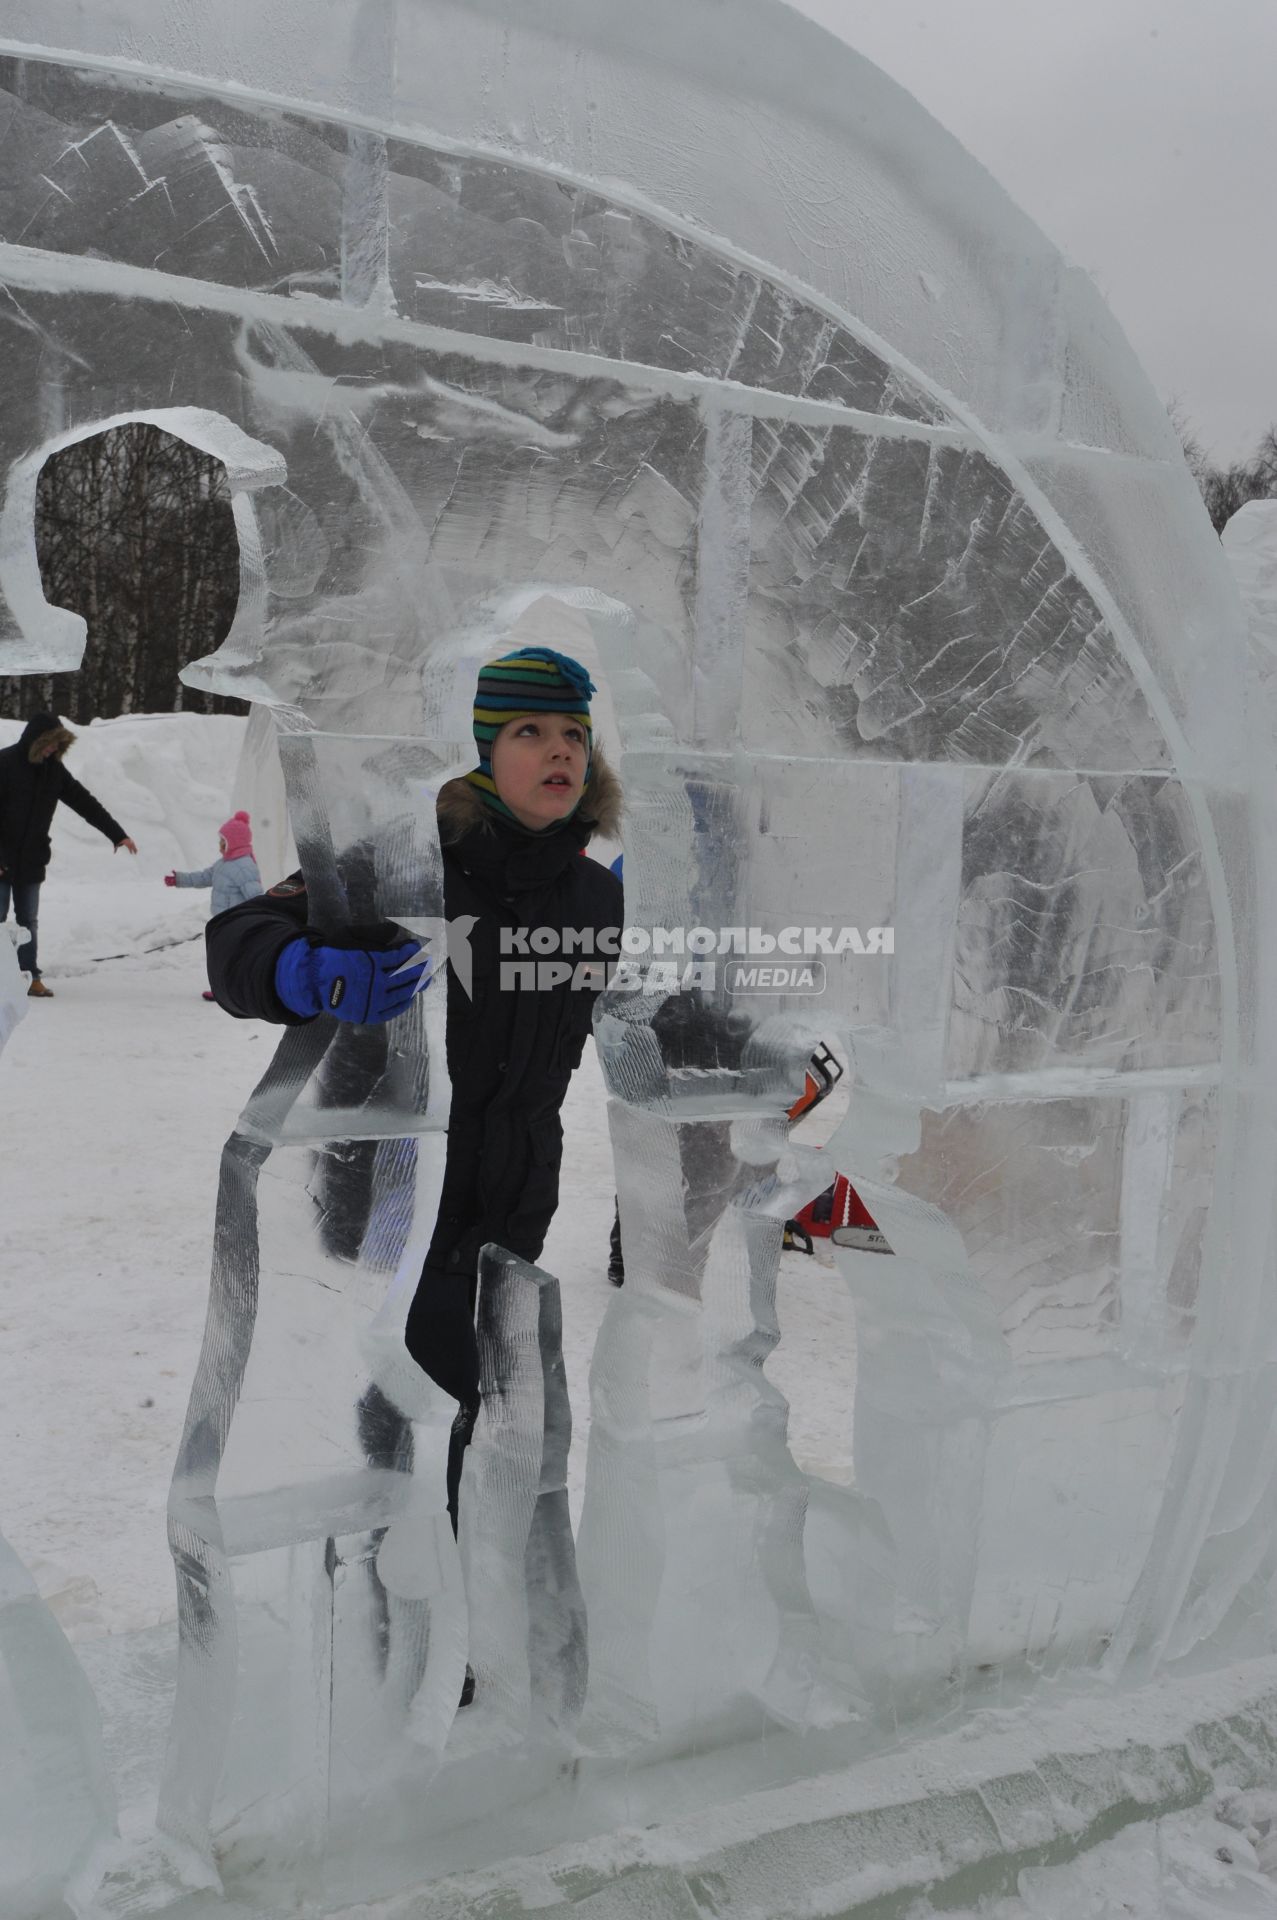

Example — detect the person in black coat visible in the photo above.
[204,647,623,1529]
[0,711,138,997]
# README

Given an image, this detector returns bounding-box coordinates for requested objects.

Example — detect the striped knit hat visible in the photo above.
[465,645,596,823]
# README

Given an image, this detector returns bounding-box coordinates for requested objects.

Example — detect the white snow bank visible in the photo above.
[1224,498,1277,660]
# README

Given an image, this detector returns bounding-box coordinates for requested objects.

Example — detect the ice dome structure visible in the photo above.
[1,2,1275,1914]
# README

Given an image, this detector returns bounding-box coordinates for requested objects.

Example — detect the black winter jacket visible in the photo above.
[206,756,624,1397]
[0,712,128,883]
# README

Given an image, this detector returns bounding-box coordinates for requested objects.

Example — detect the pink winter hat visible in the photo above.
[219,811,254,860]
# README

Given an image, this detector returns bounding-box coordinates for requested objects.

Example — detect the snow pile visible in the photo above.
[1223,498,1277,660]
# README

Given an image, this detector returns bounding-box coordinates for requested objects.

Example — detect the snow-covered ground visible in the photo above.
[1,712,1273,1920]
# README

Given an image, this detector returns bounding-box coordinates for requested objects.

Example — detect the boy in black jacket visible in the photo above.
[205,648,623,1527]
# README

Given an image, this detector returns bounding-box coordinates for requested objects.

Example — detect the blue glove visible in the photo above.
[274,938,431,1023]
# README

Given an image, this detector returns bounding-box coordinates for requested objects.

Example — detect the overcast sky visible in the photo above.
[786,0,1276,462]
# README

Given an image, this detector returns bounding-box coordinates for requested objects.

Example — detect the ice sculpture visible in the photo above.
[0,921,26,1058]
[459,1248,587,1747]
[230,704,297,886]
[0,1532,116,1920]
[0,0,1273,1910]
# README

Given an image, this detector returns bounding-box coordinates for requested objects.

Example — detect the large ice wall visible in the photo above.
[0,0,1272,1907]
[0,1531,115,1920]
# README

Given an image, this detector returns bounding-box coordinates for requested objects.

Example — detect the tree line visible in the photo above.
[1171,407,1277,535]
[0,422,244,723]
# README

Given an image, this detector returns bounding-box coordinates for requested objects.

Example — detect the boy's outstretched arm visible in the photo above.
[206,874,312,1023]
[206,875,430,1026]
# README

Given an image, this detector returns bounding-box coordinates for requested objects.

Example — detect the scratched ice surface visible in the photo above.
[457,1249,587,1749]
[0,1,1272,1908]
[0,922,26,1059]
[0,1532,116,1920]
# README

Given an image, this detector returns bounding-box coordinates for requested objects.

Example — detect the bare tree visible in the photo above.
[1200,461,1268,534]
[1170,402,1277,537]
[0,422,245,721]
[1167,396,1211,487]
[1248,426,1277,497]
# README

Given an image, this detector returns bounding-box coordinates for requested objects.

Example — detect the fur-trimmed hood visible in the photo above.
[436,744,622,845]
[19,712,75,764]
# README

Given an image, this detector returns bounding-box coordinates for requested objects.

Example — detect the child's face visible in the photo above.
[490,712,588,831]
[218,836,227,855]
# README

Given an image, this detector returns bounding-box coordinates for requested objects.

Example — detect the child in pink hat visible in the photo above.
[166,812,263,997]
